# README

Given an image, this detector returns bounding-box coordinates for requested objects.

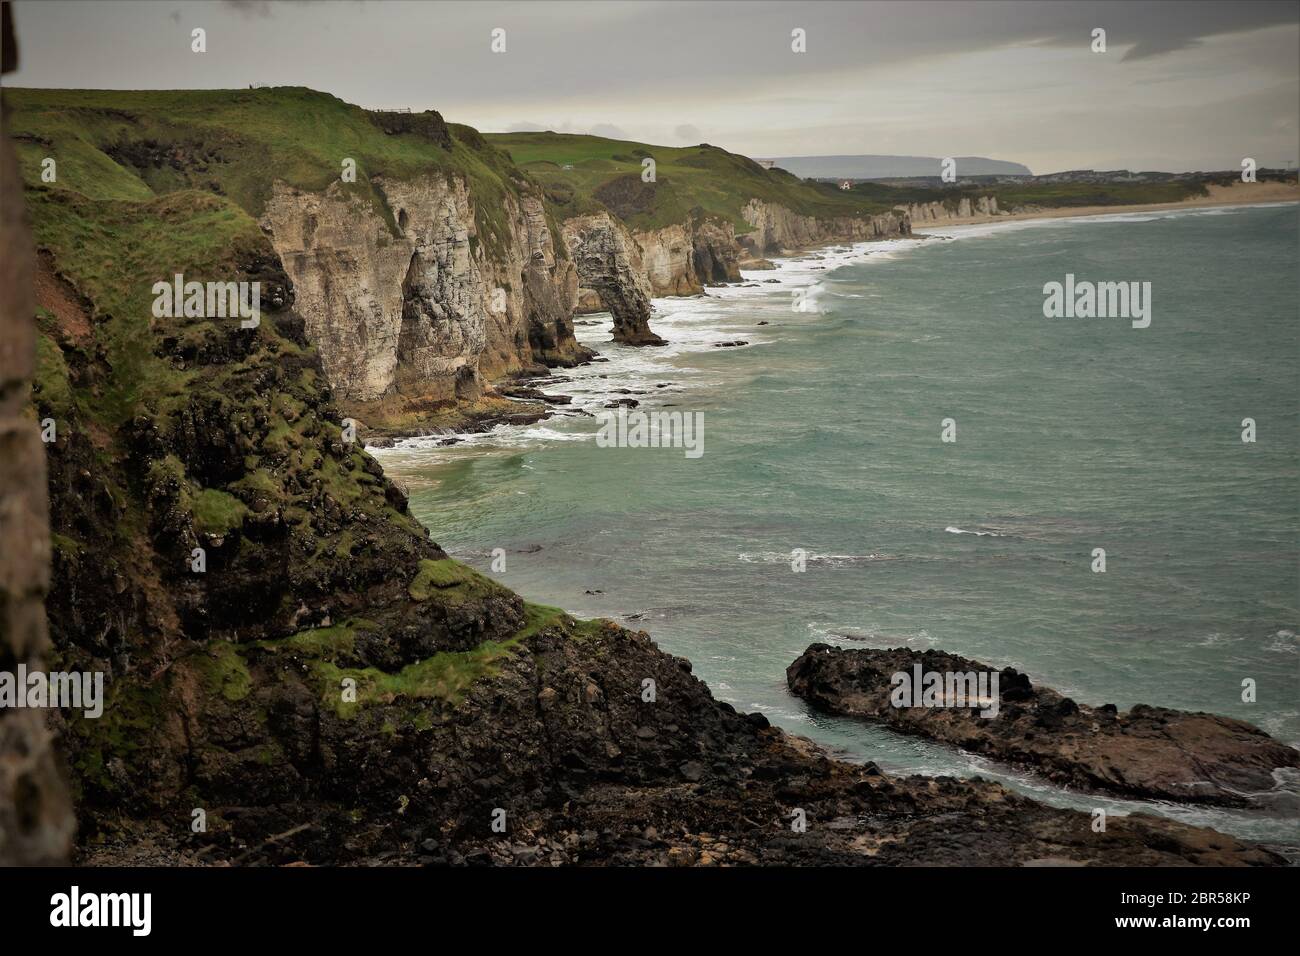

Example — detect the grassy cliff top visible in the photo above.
[5,86,535,255]
[485,131,902,232]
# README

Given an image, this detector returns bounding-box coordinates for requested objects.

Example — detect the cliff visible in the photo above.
[7,91,929,428]
[900,195,1001,224]
[490,131,922,341]
[260,175,591,428]
[739,198,911,254]
[7,87,1290,867]
[5,88,592,436]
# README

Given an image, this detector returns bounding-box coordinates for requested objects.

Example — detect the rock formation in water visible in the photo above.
[561,213,663,345]
[561,203,911,345]
[788,644,1300,807]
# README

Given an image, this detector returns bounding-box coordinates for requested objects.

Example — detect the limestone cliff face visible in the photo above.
[688,218,744,287]
[900,195,1000,224]
[740,199,911,255]
[561,213,663,346]
[630,223,696,296]
[476,192,590,376]
[631,219,742,296]
[259,175,588,423]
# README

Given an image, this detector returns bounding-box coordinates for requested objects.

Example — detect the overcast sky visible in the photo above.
[7,0,1299,173]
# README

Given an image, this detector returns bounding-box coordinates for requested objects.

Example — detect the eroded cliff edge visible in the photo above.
[259,173,592,431]
[8,88,929,437]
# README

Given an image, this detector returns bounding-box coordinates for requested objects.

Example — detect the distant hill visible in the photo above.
[766,154,1033,180]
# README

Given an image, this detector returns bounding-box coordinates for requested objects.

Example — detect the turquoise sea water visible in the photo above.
[375,203,1300,848]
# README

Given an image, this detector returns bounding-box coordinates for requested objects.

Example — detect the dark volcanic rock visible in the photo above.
[76,620,1287,867]
[787,643,1300,807]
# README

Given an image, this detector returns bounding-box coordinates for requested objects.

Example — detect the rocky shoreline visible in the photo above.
[787,644,1300,808]
[73,616,1288,868]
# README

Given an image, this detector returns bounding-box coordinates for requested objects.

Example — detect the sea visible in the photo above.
[373,202,1300,849]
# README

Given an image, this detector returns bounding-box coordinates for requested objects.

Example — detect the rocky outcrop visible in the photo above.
[75,615,1284,867]
[477,192,591,376]
[259,175,589,426]
[689,218,743,286]
[900,195,1001,224]
[740,199,910,255]
[788,644,1300,807]
[261,177,485,408]
[630,218,742,296]
[366,108,453,149]
[0,9,74,865]
[562,213,663,345]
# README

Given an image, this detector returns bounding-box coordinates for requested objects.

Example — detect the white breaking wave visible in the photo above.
[944,526,1004,537]
[736,550,891,566]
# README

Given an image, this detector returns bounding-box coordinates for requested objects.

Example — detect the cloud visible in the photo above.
[674,124,702,142]
[222,0,274,17]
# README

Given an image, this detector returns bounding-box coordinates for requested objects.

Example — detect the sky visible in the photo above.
[6,0,1299,174]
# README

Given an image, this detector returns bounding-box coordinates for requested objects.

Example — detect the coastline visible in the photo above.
[373,205,1300,853]
[909,181,1300,229]
[373,192,1297,450]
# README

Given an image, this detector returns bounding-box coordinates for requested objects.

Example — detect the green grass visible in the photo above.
[33,332,76,420]
[486,131,903,233]
[255,619,380,663]
[190,488,249,536]
[24,185,263,427]
[312,600,577,718]
[8,86,544,261]
[193,641,253,703]
[316,640,519,717]
[408,557,513,605]
[488,130,1218,232]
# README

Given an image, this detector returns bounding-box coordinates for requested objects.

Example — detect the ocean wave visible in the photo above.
[372,423,595,457]
[944,525,1005,537]
[737,550,892,566]
[1266,629,1298,655]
